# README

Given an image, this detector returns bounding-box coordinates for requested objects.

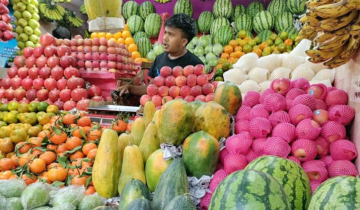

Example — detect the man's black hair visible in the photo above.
[165,13,196,44]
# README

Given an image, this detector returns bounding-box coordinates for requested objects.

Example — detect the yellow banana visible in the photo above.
[319,10,358,31]
[317,33,350,50]
[307,0,333,10]
[308,57,330,63]
[312,0,360,19]
[306,46,344,59]
[350,15,360,35]
[314,26,351,43]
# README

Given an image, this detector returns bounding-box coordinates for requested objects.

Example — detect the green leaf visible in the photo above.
[41,136,49,147]
[34,147,47,152]
[52,181,65,188]
[52,126,62,135]
[82,158,92,162]
[57,155,70,169]
[64,145,82,155]
[85,176,92,188]
[79,128,88,141]
[65,174,74,186]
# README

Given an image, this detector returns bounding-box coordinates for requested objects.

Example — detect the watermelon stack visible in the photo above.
[234,14,252,33]
[122,1,139,20]
[252,11,274,34]
[210,17,230,37]
[275,12,294,34]
[231,4,246,22]
[127,15,144,34]
[144,13,162,38]
[198,11,215,34]
[173,0,193,18]
[246,1,264,18]
[213,25,234,46]
[139,1,156,20]
[213,0,233,19]
[136,37,153,58]
[267,0,288,18]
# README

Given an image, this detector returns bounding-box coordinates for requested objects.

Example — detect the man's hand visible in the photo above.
[117,85,131,96]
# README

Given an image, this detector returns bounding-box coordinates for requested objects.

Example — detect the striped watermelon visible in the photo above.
[253,11,274,34]
[194,19,199,36]
[136,37,152,58]
[246,156,311,210]
[257,30,275,42]
[174,0,193,18]
[213,0,233,19]
[275,12,294,34]
[247,1,264,17]
[122,1,139,20]
[210,17,230,37]
[231,4,246,22]
[139,1,156,20]
[283,26,299,36]
[198,11,214,34]
[144,13,162,38]
[209,169,291,210]
[286,0,306,15]
[308,176,360,209]
[267,0,287,18]
[127,15,144,34]
[213,25,233,46]
[133,31,148,42]
[234,14,252,33]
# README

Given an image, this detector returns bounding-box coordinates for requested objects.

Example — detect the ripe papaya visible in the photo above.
[194,101,230,140]
[118,133,135,173]
[118,145,146,194]
[143,101,156,127]
[92,129,121,198]
[213,81,242,115]
[156,99,195,146]
[139,122,160,164]
[130,118,145,146]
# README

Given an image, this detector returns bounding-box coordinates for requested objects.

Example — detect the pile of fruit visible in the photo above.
[0,0,14,42]
[140,64,218,107]
[13,0,40,51]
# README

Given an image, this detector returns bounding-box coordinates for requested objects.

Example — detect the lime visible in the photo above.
[37,102,49,112]
[238,30,247,39]
[280,31,289,41]
[10,128,27,144]
[287,45,293,52]
[0,126,12,138]
[0,104,8,111]
[239,40,247,47]
[262,50,271,56]
[28,102,38,112]
[264,46,273,53]
[28,126,41,137]
[215,76,224,81]
[18,103,28,113]
[266,39,274,46]
[23,113,37,125]
[291,34,298,41]
[4,112,17,124]
[248,40,257,47]
[222,61,230,71]
[243,45,252,53]
[274,39,283,46]
[278,43,287,53]
[46,105,59,114]
[269,33,278,41]
[8,101,19,111]
[272,50,281,54]
[254,36,262,45]
[0,112,7,121]
[215,68,224,77]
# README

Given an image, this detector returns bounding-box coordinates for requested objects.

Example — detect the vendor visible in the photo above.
[117,13,204,97]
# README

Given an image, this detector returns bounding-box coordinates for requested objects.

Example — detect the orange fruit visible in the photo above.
[105,33,113,40]
[134,58,143,63]
[223,45,233,54]
[122,31,131,39]
[128,43,138,53]
[117,38,125,44]
[97,32,106,38]
[123,24,130,31]
[125,37,135,46]
[234,46,242,52]
[90,32,98,39]
[233,51,243,59]
[220,53,230,59]
[229,40,238,48]
[114,32,122,39]
[131,51,141,59]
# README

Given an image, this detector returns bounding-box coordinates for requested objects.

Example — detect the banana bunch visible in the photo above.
[64,9,84,28]
[297,0,360,68]
[39,0,65,21]
[80,4,87,15]
[154,0,171,3]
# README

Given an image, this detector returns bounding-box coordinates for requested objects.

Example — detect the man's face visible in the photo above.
[163,26,188,54]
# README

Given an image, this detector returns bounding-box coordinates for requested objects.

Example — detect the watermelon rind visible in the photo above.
[253,11,274,34]
[174,0,194,18]
[144,13,162,38]
[139,1,156,20]
[198,11,215,34]
[213,0,233,19]
[122,1,139,20]
[246,1,265,17]
[234,14,252,33]
[127,15,144,35]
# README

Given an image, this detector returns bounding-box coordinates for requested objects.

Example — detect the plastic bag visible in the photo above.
[50,203,76,210]
[50,185,85,208]
[0,179,27,198]
[5,197,23,210]
[78,193,107,210]
[0,194,6,210]
[20,182,52,210]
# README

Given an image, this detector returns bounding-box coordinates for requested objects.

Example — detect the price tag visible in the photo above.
[349,75,360,103]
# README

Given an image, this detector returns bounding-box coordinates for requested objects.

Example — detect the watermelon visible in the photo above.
[139,1,155,20]
[246,156,311,210]
[283,26,299,36]
[127,15,144,34]
[213,25,233,46]
[231,4,246,22]
[144,13,162,38]
[174,0,193,18]
[253,11,274,34]
[118,179,150,210]
[234,14,252,33]
[136,37,152,58]
[308,176,360,209]
[275,12,294,34]
[247,1,264,17]
[257,30,274,42]
[286,0,306,15]
[122,1,139,20]
[210,17,230,37]
[198,11,214,34]
[194,19,199,36]
[213,0,233,19]
[209,169,291,210]
[164,194,196,210]
[133,31,148,42]
[267,0,287,18]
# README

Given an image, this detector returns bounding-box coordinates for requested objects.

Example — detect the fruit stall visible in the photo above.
[0,0,359,209]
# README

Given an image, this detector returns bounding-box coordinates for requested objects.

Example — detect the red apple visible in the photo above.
[165,75,176,87]
[153,76,165,87]
[313,109,329,125]
[190,85,202,97]
[160,66,172,77]
[187,74,197,87]
[183,65,194,76]
[158,86,169,97]
[175,96,183,99]
[271,78,291,95]
[206,93,214,102]
[194,64,205,76]
[195,95,206,102]
[140,94,151,106]
[202,83,215,95]
[197,74,208,86]
[172,66,183,77]
[169,86,180,98]
[146,84,158,96]
[162,96,173,105]
[151,95,162,107]
[184,95,195,102]
[307,85,326,99]
[180,85,191,98]
[175,75,187,87]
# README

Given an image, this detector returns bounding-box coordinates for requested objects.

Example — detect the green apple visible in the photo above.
[15,26,23,34]
[25,41,35,48]
[18,41,25,49]
[18,33,28,42]
[28,19,39,29]
[15,36,20,41]
[16,2,26,11]
[21,0,30,4]
[27,4,38,14]
[33,28,41,36]
[29,34,38,43]
[35,43,41,47]
[30,0,38,6]
[13,0,21,4]
[18,18,27,27]
[17,50,23,56]
[13,11,22,19]
[22,11,32,20]
[32,13,40,21]
[24,26,33,36]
